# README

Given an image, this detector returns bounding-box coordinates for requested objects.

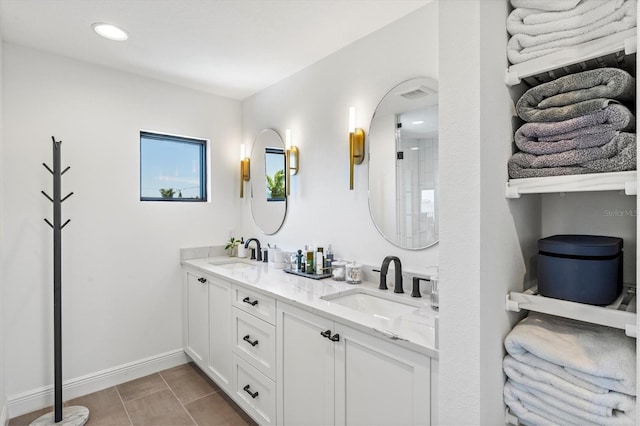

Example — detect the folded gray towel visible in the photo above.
[516,68,636,122]
[515,104,635,154]
[509,132,636,178]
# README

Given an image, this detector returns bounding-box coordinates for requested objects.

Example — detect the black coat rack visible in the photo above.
[32,137,89,426]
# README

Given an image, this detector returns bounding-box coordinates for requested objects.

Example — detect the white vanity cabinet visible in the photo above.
[276,302,432,426]
[231,285,277,425]
[206,274,233,392]
[182,268,233,393]
[184,270,209,366]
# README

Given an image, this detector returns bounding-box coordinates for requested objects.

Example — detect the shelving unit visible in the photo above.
[503,19,638,426]
[505,170,637,198]
[506,285,637,338]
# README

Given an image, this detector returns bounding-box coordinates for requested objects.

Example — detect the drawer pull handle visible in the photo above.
[243,335,259,347]
[330,333,340,342]
[197,277,207,283]
[242,296,259,306]
[320,329,332,338]
[243,384,259,399]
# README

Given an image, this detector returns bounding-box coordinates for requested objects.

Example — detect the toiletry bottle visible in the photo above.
[296,249,303,272]
[306,250,314,274]
[316,247,324,275]
[325,245,334,269]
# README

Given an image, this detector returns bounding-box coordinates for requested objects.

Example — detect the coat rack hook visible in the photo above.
[61,166,71,175]
[41,191,54,203]
[43,163,54,174]
[44,218,54,229]
[61,192,74,203]
[61,219,71,230]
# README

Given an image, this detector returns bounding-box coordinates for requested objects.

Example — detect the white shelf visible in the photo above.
[506,285,637,338]
[505,28,637,86]
[505,170,637,198]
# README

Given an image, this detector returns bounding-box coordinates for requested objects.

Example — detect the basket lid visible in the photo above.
[538,235,622,257]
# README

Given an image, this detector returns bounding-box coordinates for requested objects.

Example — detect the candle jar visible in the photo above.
[345,262,362,284]
[331,261,346,281]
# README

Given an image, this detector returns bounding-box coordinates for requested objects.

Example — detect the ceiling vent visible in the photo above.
[398,85,437,99]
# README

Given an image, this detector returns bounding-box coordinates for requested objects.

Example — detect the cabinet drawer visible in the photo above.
[233,285,276,325]
[233,353,276,426]
[232,307,276,380]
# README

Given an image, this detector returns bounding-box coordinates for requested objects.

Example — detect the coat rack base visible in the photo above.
[30,406,89,426]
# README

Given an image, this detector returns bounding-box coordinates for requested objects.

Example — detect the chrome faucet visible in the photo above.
[244,238,262,262]
[379,256,403,293]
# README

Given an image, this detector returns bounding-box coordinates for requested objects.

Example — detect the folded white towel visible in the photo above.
[505,380,635,426]
[504,356,636,417]
[504,313,636,396]
[510,0,581,12]
[508,0,621,36]
[507,0,637,64]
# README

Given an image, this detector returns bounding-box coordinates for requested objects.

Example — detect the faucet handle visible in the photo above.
[411,276,429,298]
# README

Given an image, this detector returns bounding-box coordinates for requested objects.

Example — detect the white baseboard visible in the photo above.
[1,404,7,426]
[7,349,188,419]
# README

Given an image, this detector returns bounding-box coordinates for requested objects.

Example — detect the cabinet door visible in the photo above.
[277,303,335,426]
[185,271,209,366]
[208,275,232,391]
[334,324,431,426]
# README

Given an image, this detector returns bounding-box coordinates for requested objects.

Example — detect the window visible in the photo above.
[140,131,207,201]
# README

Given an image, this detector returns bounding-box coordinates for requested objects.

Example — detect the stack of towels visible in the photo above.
[507,0,637,65]
[508,67,637,179]
[504,313,636,425]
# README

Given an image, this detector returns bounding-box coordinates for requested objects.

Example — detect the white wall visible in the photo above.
[439,1,541,423]
[240,3,439,276]
[0,14,6,425]
[2,44,241,409]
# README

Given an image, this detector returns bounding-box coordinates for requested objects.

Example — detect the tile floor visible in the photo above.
[9,362,257,426]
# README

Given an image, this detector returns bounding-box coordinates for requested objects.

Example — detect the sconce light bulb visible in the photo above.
[349,107,356,133]
[285,129,291,150]
[240,144,246,160]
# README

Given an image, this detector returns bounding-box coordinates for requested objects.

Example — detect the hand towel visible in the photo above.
[505,380,635,426]
[507,1,637,65]
[504,356,636,416]
[504,313,637,396]
[515,68,635,122]
[515,104,635,155]
[508,132,636,178]
[510,0,581,12]
[507,0,623,36]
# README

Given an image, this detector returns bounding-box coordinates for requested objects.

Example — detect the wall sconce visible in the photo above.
[348,106,365,190]
[285,129,299,196]
[240,144,250,198]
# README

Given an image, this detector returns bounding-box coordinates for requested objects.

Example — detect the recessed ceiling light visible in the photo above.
[92,23,128,41]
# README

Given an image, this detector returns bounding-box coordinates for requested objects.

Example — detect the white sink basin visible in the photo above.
[208,259,257,270]
[321,288,425,320]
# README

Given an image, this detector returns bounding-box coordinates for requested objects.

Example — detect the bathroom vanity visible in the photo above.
[181,255,438,426]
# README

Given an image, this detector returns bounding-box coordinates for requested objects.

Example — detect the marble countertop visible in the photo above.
[181,256,438,358]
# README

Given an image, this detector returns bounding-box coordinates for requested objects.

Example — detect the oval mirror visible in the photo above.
[368,77,439,249]
[250,129,287,235]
